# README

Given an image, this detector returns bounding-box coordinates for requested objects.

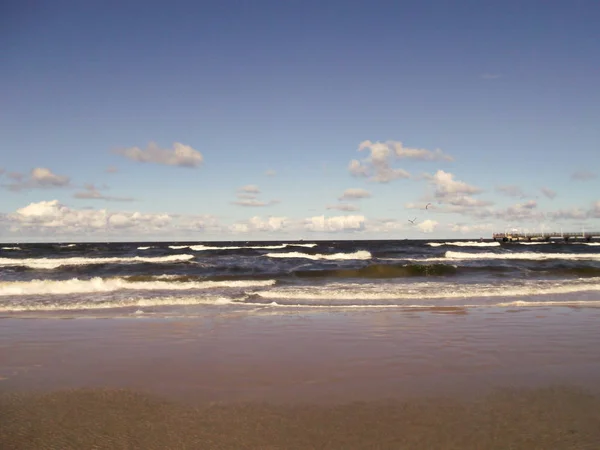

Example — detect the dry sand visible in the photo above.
[2,307,600,448]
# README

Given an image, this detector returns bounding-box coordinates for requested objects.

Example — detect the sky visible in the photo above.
[1,0,599,242]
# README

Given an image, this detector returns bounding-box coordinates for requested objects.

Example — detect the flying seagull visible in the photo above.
[408,218,417,224]
[425,203,432,210]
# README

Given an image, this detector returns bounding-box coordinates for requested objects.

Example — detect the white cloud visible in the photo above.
[450,223,494,234]
[115,142,203,167]
[4,167,70,191]
[540,187,556,199]
[304,215,366,232]
[232,199,279,207]
[360,140,453,162]
[428,170,481,197]
[350,140,422,183]
[424,170,484,208]
[326,203,360,212]
[339,188,371,201]
[238,185,260,194]
[6,200,212,237]
[548,208,587,220]
[364,218,406,233]
[233,185,278,207]
[417,219,438,233]
[487,200,545,222]
[230,216,288,233]
[496,185,525,198]
[236,193,258,200]
[74,184,135,202]
[571,170,596,181]
[445,196,493,207]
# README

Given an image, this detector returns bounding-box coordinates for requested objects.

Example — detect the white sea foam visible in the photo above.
[137,246,154,250]
[444,251,600,261]
[427,241,500,247]
[0,254,195,269]
[1,247,21,251]
[497,300,600,307]
[0,277,276,296]
[0,295,234,312]
[181,243,317,251]
[253,278,600,301]
[264,250,372,260]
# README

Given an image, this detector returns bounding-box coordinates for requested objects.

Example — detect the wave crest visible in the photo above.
[264,250,371,260]
[0,254,195,270]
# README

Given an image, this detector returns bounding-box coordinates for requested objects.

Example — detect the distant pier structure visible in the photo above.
[493,231,600,242]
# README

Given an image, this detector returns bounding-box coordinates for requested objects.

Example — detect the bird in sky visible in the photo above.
[408,218,417,224]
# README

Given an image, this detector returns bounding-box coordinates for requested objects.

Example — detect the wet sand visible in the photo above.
[2,307,600,448]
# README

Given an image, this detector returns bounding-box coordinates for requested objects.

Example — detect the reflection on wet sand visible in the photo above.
[2,307,600,447]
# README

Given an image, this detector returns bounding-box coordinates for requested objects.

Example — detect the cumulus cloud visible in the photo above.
[548,208,587,220]
[73,184,135,202]
[571,170,596,181]
[230,216,288,233]
[238,185,260,194]
[423,170,484,208]
[232,199,279,207]
[232,185,278,207]
[484,200,545,222]
[417,219,438,233]
[450,223,494,234]
[304,215,366,232]
[360,141,453,162]
[540,187,556,199]
[350,139,456,183]
[496,185,525,198]
[339,188,371,201]
[3,167,70,191]
[115,142,203,167]
[326,203,360,212]
[6,200,222,237]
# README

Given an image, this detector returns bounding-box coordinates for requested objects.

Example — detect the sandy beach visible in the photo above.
[2,307,600,448]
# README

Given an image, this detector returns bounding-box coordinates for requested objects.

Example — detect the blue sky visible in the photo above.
[1,0,599,241]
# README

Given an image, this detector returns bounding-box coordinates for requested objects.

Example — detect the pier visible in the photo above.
[492,231,600,242]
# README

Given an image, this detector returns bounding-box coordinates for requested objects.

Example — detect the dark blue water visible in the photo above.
[1,239,600,317]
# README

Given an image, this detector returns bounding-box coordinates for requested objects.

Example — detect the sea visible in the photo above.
[1,239,600,318]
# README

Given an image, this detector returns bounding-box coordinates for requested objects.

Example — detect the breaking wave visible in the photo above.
[252,278,600,301]
[0,277,276,296]
[264,250,372,260]
[0,254,195,270]
[427,241,500,247]
[169,243,317,251]
[444,251,600,261]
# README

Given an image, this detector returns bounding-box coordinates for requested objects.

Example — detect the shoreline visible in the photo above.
[3,307,600,447]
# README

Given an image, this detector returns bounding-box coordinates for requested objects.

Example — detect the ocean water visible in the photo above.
[1,239,600,317]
